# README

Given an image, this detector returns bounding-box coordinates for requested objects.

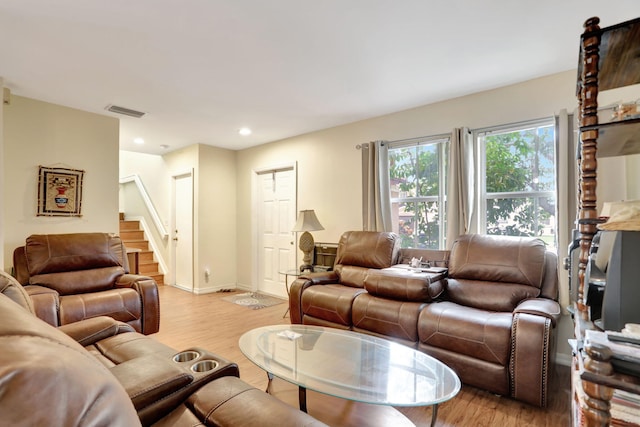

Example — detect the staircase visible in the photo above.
[119,213,164,285]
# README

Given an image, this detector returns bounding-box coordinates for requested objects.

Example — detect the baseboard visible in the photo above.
[166,283,237,295]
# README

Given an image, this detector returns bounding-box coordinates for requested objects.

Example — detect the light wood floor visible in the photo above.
[151,286,571,427]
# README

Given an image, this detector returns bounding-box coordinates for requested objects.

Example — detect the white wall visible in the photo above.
[2,95,120,270]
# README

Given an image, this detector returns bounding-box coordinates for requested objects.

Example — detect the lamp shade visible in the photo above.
[291,210,324,232]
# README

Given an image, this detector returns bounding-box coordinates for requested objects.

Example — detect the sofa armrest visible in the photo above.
[288,271,339,324]
[110,354,194,411]
[514,298,561,327]
[181,376,328,427]
[116,274,160,334]
[510,312,554,407]
[59,316,136,346]
[24,285,60,327]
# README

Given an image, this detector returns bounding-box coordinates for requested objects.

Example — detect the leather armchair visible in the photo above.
[0,270,326,427]
[13,232,160,334]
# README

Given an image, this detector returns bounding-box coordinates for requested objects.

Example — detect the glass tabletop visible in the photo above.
[238,324,461,407]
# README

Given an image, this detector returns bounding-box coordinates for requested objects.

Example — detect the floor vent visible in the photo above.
[105,104,146,118]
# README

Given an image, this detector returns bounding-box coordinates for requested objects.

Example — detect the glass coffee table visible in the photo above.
[239,324,460,426]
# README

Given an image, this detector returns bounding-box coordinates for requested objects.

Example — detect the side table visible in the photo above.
[279,269,303,318]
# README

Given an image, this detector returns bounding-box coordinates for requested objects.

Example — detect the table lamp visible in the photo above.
[292,210,324,272]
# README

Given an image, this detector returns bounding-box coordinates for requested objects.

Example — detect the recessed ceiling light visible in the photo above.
[239,127,252,136]
[134,138,144,144]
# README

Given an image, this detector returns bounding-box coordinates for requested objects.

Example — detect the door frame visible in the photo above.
[251,161,298,293]
[170,169,194,292]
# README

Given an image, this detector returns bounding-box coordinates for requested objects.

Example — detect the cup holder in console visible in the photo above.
[173,350,201,363]
[190,360,219,373]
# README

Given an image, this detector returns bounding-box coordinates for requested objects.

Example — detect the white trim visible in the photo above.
[119,174,169,238]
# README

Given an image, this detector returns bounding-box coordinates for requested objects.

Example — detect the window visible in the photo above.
[477,119,557,250]
[388,136,449,249]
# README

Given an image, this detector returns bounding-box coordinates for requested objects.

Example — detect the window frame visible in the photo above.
[388,134,450,249]
[474,117,558,246]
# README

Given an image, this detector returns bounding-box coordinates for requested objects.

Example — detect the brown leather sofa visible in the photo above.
[289,231,561,407]
[13,232,160,334]
[0,270,326,427]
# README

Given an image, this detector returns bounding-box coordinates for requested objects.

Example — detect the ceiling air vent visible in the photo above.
[105,104,146,118]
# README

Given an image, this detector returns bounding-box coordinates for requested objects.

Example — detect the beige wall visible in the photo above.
[0,79,5,270]
[197,144,237,292]
[122,144,237,293]
[2,95,120,271]
[236,70,583,289]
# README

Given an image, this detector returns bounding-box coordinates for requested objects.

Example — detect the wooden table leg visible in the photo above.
[299,386,308,412]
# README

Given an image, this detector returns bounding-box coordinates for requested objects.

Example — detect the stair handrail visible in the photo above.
[119,174,169,239]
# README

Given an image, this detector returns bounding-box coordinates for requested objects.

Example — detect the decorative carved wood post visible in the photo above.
[577,17,601,307]
[582,343,614,427]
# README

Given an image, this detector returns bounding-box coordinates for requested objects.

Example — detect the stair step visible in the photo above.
[123,240,149,251]
[139,251,155,263]
[139,261,159,274]
[120,230,145,241]
[119,216,164,286]
[119,220,140,231]
[148,273,164,285]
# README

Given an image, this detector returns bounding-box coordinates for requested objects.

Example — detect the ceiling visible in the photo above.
[2,1,640,155]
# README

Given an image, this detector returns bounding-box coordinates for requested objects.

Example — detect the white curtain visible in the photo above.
[445,127,474,249]
[362,141,392,232]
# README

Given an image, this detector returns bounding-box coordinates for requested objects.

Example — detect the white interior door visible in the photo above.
[173,172,193,291]
[257,168,296,297]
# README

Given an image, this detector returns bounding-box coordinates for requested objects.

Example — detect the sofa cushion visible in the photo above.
[449,234,546,287]
[334,265,369,288]
[446,278,540,312]
[364,268,445,302]
[30,266,124,294]
[59,288,142,327]
[418,301,513,366]
[352,293,425,342]
[25,233,126,275]
[335,231,399,269]
[301,284,366,326]
[447,234,546,311]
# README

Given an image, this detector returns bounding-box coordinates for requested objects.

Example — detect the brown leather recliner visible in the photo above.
[0,270,327,427]
[289,231,561,407]
[417,234,561,407]
[13,232,160,334]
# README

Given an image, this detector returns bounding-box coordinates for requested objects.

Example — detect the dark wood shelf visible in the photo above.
[580,117,640,158]
[577,16,640,94]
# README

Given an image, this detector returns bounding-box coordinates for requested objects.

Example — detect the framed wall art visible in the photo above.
[37,166,85,216]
